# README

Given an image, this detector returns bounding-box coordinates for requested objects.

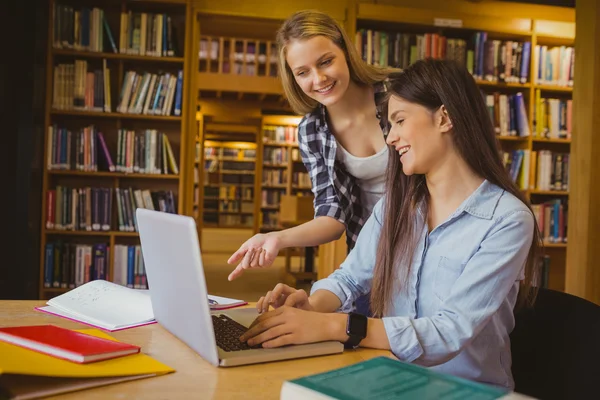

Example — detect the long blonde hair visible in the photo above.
[276,10,397,115]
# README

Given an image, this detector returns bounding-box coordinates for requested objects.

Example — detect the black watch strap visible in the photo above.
[344,312,368,349]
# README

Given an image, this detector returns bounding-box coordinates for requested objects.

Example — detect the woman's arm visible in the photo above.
[242,209,534,355]
[228,116,350,279]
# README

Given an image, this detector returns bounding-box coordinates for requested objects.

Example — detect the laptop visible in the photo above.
[135,208,344,367]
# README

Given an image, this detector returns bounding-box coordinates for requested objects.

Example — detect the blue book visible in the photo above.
[281,356,512,399]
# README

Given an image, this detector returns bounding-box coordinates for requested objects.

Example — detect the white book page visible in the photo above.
[208,294,246,309]
[46,280,154,329]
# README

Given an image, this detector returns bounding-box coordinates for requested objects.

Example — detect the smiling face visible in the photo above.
[285,36,350,108]
[385,95,453,176]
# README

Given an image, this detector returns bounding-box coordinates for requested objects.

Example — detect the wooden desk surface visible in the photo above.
[0,301,392,400]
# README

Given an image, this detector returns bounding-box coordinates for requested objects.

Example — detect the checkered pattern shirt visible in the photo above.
[297,82,389,250]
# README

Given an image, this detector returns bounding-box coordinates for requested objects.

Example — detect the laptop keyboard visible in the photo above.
[212,314,262,352]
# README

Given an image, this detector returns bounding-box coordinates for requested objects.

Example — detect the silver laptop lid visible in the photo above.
[136,208,220,366]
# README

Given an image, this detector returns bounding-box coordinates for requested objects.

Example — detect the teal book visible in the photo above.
[280,356,514,400]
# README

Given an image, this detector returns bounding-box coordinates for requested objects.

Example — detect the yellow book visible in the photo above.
[0,328,174,399]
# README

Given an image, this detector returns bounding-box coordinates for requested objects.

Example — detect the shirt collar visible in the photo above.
[458,179,504,220]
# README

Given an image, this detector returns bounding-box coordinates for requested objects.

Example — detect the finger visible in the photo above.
[246,325,290,347]
[258,248,266,267]
[283,292,302,307]
[227,248,247,265]
[271,283,294,302]
[262,333,295,349]
[263,250,276,266]
[272,292,287,308]
[240,248,255,270]
[250,248,261,268]
[240,312,285,342]
[249,306,285,329]
[256,296,265,313]
[261,291,273,314]
[227,265,245,281]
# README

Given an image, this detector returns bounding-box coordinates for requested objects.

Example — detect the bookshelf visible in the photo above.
[348,3,573,291]
[39,0,192,299]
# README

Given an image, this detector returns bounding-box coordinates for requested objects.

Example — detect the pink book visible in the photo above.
[97,132,115,171]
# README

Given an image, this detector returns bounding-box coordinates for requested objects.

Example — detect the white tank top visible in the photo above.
[336,144,388,215]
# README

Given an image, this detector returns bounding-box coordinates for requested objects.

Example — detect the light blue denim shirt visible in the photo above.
[310,180,534,390]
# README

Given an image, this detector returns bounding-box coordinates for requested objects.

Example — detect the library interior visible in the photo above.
[2,0,600,399]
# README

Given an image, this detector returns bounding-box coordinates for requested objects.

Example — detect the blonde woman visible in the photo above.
[228,11,397,304]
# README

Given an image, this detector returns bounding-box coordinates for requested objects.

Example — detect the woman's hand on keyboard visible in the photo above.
[257,283,313,314]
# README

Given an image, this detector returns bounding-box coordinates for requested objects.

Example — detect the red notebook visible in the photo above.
[0,325,140,363]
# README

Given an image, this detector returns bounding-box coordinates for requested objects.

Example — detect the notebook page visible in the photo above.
[46,280,154,329]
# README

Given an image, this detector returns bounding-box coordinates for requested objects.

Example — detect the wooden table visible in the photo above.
[0,301,391,399]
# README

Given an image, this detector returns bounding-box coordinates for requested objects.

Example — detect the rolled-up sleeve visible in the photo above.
[381,210,534,365]
[297,118,346,225]
[310,198,384,312]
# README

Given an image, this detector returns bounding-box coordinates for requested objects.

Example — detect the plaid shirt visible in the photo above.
[297,82,389,250]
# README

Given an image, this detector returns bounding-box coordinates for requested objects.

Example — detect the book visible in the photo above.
[35,280,248,331]
[0,328,174,400]
[280,356,516,400]
[0,325,140,364]
[208,294,247,310]
[35,280,155,331]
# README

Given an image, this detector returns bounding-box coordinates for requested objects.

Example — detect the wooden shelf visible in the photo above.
[497,136,528,142]
[197,73,282,94]
[50,109,182,121]
[476,80,531,89]
[530,190,569,196]
[534,84,573,93]
[532,138,571,144]
[45,230,140,237]
[543,242,568,249]
[357,3,533,36]
[52,48,185,63]
[48,170,180,179]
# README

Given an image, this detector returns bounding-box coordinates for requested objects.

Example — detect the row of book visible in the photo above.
[355,30,532,84]
[263,126,298,144]
[534,45,574,87]
[52,4,180,58]
[119,11,178,57]
[52,4,109,53]
[117,70,183,116]
[51,61,183,116]
[260,211,280,228]
[52,61,111,112]
[502,150,569,192]
[263,170,288,186]
[46,126,179,175]
[43,241,148,289]
[261,190,283,208]
[114,129,179,174]
[533,92,572,139]
[264,148,289,164]
[485,92,530,137]
[532,199,567,244]
[355,29,575,88]
[45,186,177,232]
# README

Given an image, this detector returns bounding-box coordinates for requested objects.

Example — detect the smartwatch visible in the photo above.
[344,312,368,349]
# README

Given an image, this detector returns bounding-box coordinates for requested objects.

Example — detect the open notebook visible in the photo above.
[36,280,247,331]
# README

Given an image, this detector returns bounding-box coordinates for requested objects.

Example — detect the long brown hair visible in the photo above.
[370,58,542,317]
[275,10,397,115]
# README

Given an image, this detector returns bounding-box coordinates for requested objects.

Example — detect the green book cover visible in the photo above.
[286,356,507,400]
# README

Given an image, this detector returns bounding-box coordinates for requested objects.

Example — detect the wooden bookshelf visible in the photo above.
[343,2,573,291]
[39,0,193,299]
